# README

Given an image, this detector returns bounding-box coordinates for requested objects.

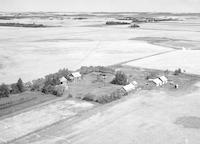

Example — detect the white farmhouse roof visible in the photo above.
[122,83,136,93]
[60,76,67,82]
[71,72,81,78]
[149,78,163,86]
[159,76,168,84]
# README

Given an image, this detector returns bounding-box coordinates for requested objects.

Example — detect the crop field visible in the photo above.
[0,12,200,144]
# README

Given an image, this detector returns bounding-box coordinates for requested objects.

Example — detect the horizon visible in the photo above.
[1,0,200,13]
[0,11,200,14]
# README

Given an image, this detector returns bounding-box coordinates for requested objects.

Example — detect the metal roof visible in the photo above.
[122,83,136,92]
[159,76,168,83]
[60,76,67,82]
[149,78,163,86]
[71,72,81,78]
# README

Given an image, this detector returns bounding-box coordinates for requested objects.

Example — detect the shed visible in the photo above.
[122,83,136,93]
[159,76,168,84]
[149,78,163,87]
[59,76,67,84]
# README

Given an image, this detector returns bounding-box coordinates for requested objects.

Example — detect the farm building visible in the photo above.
[122,81,137,93]
[68,72,82,82]
[59,76,67,84]
[159,76,168,84]
[149,78,163,87]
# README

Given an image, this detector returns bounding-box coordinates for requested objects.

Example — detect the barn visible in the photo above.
[122,81,137,93]
[68,72,82,82]
[159,76,168,84]
[149,78,163,87]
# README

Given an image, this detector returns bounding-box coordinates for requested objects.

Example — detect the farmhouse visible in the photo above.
[59,76,67,84]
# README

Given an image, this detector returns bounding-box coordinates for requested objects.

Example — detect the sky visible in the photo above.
[0,0,200,13]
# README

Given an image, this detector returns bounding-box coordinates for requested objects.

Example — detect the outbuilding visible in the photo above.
[149,78,163,87]
[159,76,168,84]
[122,82,137,93]
[69,72,82,82]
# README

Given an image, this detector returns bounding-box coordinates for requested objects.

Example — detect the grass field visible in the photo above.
[0,91,57,118]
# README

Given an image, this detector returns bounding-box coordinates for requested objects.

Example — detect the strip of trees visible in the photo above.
[0,78,25,98]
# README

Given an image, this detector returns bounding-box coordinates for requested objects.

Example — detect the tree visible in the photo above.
[111,71,128,85]
[0,84,10,98]
[10,83,20,94]
[174,68,182,75]
[16,78,25,93]
[31,78,45,91]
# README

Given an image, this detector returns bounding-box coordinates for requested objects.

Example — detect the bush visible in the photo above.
[41,75,60,95]
[83,89,126,104]
[42,84,55,94]
[42,84,66,96]
[0,84,10,98]
[53,85,65,96]
[31,78,45,91]
[145,72,158,80]
[111,71,128,85]
[82,93,96,101]
[10,83,20,94]
[95,89,125,104]
[95,94,110,104]
[174,68,182,75]
[57,68,71,78]
[17,78,25,93]
[10,78,25,94]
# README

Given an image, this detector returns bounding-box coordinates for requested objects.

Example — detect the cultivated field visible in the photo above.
[125,50,200,75]
[0,12,200,144]
[1,13,200,84]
